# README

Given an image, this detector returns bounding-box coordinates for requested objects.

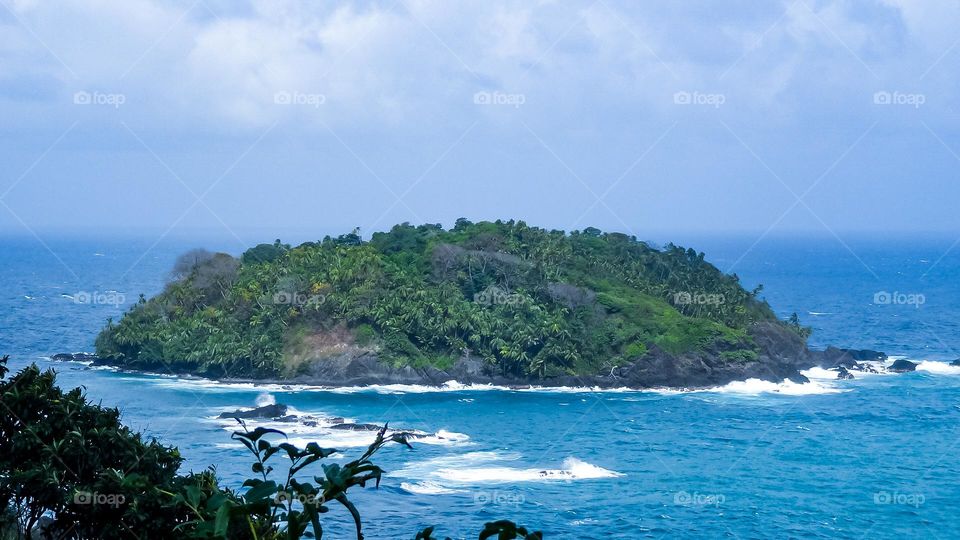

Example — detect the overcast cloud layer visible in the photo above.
[1,0,959,244]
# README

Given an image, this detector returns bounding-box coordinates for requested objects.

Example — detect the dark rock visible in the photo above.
[330,422,428,439]
[888,359,917,373]
[851,363,879,374]
[51,352,100,362]
[842,349,887,362]
[951,359,960,367]
[330,422,383,432]
[817,347,886,369]
[836,366,855,380]
[218,403,288,419]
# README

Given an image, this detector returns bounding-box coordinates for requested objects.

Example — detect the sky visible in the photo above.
[1,0,959,247]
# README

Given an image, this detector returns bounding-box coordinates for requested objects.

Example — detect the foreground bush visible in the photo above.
[0,356,540,539]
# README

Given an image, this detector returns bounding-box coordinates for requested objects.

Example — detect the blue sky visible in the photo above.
[1,0,959,245]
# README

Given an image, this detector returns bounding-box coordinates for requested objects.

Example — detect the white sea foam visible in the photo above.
[435,457,622,483]
[393,452,622,485]
[800,367,839,380]
[704,377,844,396]
[916,361,960,375]
[211,402,469,449]
[145,375,643,395]
[514,386,635,393]
[400,481,462,495]
[150,378,302,394]
[79,364,878,397]
[89,364,120,371]
[325,381,512,394]
[255,392,276,407]
[281,429,471,449]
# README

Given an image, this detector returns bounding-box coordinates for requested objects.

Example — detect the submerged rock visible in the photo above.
[218,403,289,419]
[888,359,917,373]
[951,359,960,367]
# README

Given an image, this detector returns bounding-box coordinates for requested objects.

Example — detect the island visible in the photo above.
[87,220,888,388]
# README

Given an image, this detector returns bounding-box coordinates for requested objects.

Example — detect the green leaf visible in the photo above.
[214,501,233,537]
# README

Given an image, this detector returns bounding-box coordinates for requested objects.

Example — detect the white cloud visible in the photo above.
[0,0,957,132]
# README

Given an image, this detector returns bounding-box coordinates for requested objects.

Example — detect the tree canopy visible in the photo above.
[96,220,785,379]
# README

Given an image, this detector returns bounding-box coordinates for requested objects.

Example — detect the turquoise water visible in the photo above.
[3,234,959,539]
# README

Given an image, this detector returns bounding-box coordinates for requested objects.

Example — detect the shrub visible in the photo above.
[0,356,541,539]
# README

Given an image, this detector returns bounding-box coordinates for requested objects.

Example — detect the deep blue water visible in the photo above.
[2,233,960,539]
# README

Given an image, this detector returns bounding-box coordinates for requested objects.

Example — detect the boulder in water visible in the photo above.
[888,359,917,373]
[836,366,855,380]
[951,359,960,367]
[218,403,288,419]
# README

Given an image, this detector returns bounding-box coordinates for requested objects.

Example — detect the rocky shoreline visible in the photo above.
[50,322,918,390]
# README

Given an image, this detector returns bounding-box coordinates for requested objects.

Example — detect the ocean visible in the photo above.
[2,233,959,539]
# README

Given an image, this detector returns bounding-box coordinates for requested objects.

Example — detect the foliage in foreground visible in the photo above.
[96,220,790,379]
[0,356,539,539]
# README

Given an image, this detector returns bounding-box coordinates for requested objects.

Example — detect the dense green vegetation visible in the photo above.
[0,356,539,539]
[96,220,784,379]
